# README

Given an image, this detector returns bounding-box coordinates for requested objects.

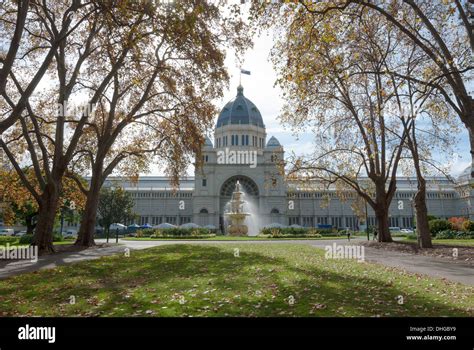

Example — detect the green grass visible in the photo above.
[0,240,74,247]
[123,236,346,241]
[404,237,474,247]
[0,244,472,317]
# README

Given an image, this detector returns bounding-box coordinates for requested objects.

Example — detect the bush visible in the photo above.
[52,233,63,242]
[435,230,457,239]
[259,227,334,237]
[428,219,452,236]
[0,236,18,245]
[455,231,474,239]
[137,227,213,238]
[18,234,33,245]
[462,220,474,232]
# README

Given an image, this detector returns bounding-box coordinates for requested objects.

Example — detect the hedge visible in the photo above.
[435,230,474,239]
[259,227,336,236]
[428,219,452,236]
[136,227,212,238]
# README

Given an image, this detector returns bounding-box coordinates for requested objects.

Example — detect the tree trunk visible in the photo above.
[414,185,432,248]
[470,127,474,179]
[75,171,103,247]
[375,208,392,242]
[374,180,393,242]
[25,214,36,235]
[33,184,59,255]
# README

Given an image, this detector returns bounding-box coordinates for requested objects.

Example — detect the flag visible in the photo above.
[240,69,251,75]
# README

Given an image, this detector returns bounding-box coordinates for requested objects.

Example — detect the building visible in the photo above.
[102,86,474,233]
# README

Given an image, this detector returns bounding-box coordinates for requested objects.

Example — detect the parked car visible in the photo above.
[15,230,28,236]
[110,223,127,232]
[389,227,401,232]
[400,228,414,234]
[0,228,15,236]
[62,229,78,238]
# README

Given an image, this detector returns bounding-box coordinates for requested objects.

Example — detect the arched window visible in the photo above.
[270,208,279,214]
[220,175,259,197]
[200,208,209,214]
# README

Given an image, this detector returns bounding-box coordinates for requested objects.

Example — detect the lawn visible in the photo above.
[122,236,346,241]
[0,244,472,317]
[0,239,74,247]
[405,238,474,247]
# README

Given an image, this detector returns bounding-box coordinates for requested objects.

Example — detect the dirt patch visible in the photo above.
[361,241,474,266]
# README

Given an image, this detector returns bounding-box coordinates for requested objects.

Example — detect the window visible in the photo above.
[302,216,314,227]
[140,216,149,225]
[202,178,207,187]
[165,216,177,225]
[241,135,245,145]
[200,208,209,214]
[331,217,342,228]
[231,135,235,146]
[289,217,300,226]
[180,216,191,225]
[245,135,249,145]
[270,208,279,214]
[235,134,238,145]
[152,216,162,225]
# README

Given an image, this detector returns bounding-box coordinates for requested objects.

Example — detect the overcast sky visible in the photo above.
[159,29,470,178]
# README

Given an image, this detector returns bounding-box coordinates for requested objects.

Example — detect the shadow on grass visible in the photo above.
[0,244,471,317]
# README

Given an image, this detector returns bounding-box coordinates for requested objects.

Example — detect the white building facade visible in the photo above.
[103,86,474,232]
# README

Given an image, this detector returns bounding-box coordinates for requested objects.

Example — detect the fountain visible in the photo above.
[224,181,250,236]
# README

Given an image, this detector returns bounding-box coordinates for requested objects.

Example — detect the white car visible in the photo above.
[110,223,127,232]
[400,228,414,234]
[62,229,78,238]
[15,230,28,236]
[0,228,15,236]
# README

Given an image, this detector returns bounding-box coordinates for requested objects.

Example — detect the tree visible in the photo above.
[97,187,135,242]
[265,6,416,241]
[0,1,161,254]
[0,168,86,234]
[70,0,250,247]
[0,0,92,134]
[286,0,474,177]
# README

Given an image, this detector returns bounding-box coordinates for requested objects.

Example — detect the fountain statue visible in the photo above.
[224,181,250,236]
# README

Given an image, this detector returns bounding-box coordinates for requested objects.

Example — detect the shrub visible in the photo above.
[0,236,18,245]
[455,231,474,239]
[448,217,467,231]
[435,230,457,239]
[18,234,33,245]
[53,233,63,242]
[428,219,452,236]
[259,227,334,237]
[136,229,154,238]
[462,220,474,232]
[141,227,212,238]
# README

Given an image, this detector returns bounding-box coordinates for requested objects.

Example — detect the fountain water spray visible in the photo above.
[224,181,250,236]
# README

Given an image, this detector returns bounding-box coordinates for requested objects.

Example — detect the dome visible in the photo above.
[216,85,265,128]
[266,136,281,148]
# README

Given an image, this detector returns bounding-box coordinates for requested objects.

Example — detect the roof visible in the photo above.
[266,136,281,148]
[216,85,265,128]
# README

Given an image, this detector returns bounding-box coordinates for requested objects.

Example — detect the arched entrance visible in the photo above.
[219,175,259,233]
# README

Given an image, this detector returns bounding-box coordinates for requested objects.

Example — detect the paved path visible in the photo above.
[0,238,472,286]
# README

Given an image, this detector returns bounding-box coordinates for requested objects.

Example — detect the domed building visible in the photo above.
[92,86,474,233]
